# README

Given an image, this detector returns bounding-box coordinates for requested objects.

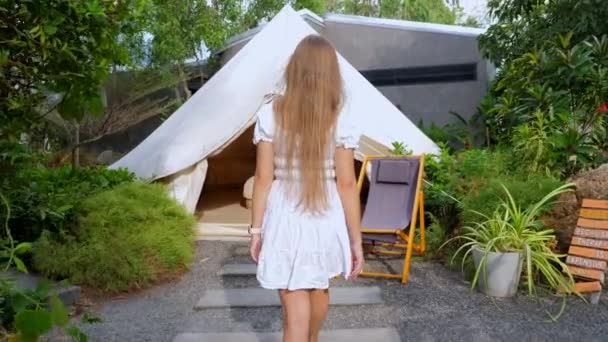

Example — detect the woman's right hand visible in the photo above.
[349,241,364,280]
[250,235,262,264]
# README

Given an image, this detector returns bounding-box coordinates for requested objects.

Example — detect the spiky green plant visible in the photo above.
[442,182,577,297]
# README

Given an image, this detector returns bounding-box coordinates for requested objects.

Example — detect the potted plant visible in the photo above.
[443,183,576,297]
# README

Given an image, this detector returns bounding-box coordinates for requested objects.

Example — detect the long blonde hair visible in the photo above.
[274,35,343,213]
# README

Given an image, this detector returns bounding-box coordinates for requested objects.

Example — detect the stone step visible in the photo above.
[173,328,400,342]
[217,263,257,276]
[195,286,383,309]
[196,223,249,241]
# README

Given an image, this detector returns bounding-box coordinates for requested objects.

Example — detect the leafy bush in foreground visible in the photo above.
[2,164,135,244]
[32,182,196,292]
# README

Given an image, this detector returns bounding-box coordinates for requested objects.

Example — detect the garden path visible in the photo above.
[80,241,608,342]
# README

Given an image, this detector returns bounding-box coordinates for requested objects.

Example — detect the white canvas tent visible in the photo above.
[111,5,439,229]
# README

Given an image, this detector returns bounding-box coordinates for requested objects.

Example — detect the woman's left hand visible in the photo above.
[349,242,364,280]
[250,235,262,264]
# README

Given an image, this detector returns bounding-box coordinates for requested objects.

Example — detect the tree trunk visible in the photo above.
[486,126,491,148]
[110,64,118,115]
[72,122,80,169]
[177,63,192,99]
[174,86,181,100]
[196,53,205,82]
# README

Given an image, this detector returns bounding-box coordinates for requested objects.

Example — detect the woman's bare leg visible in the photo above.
[279,290,311,342]
[309,289,329,342]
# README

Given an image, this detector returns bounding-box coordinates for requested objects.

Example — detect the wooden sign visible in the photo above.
[566,255,607,270]
[577,218,608,230]
[569,246,608,261]
[573,281,602,294]
[582,199,608,210]
[580,209,608,220]
[568,266,605,283]
[571,237,608,250]
[568,199,608,298]
[574,228,608,240]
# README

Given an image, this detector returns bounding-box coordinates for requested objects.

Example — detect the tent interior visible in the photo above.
[194,126,375,227]
[196,126,256,226]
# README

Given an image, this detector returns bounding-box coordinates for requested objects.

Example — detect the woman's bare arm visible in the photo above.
[334,147,362,245]
[251,141,274,228]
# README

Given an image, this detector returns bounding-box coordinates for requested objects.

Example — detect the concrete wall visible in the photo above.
[324,20,492,127]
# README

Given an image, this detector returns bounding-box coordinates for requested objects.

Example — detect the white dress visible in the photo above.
[253,101,360,290]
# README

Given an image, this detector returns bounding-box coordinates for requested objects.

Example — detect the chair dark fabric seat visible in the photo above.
[357,155,426,284]
[361,158,420,232]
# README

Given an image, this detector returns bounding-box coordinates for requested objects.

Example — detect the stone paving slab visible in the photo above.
[217,263,257,276]
[195,287,383,309]
[173,328,400,342]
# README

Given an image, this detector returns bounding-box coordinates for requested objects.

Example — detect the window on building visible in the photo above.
[360,63,477,87]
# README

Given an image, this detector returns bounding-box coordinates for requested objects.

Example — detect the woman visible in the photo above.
[249,34,365,342]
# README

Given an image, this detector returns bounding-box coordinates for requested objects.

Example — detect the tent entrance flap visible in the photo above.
[164,159,208,214]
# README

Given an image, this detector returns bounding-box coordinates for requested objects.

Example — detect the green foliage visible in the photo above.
[480,0,608,67]
[0,0,136,140]
[479,0,608,178]
[145,1,226,66]
[0,192,32,275]
[481,34,608,177]
[388,141,412,155]
[327,0,457,24]
[444,183,576,300]
[460,175,564,225]
[423,147,565,257]
[15,309,52,340]
[32,182,196,292]
[2,163,135,244]
[0,191,93,341]
[419,121,452,147]
[293,0,325,14]
[421,213,448,260]
[0,142,43,173]
[402,0,456,24]
[1,281,92,341]
[419,112,485,150]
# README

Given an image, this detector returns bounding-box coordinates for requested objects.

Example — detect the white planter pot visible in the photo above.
[472,247,523,298]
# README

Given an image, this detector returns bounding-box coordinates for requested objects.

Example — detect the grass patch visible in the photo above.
[32,182,196,292]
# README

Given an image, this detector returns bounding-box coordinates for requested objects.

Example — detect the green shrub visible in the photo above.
[423,147,564,262]
[2,164,134,243]
[460,175,564,224]
[32,182,195,292]
[424,148,518,230]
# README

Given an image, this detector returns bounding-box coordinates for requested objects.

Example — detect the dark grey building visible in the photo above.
[218,9,494,127]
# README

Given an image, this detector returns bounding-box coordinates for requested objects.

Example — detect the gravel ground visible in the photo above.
[77,241,608,342]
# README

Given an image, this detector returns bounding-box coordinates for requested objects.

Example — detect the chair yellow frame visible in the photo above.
[356,154,426,284]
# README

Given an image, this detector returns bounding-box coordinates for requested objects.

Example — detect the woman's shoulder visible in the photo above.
[335,102,361,149]
[258,93,278,116]
[253,95,278,144]
[258,93,281,118]
[263,92,281,104]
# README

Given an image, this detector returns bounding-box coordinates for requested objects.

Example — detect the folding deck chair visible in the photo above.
[356,155,426,283]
